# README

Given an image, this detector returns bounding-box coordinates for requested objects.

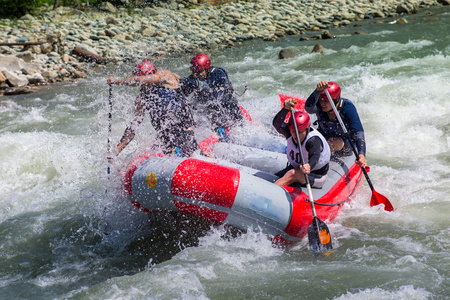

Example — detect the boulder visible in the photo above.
[321,30,333,39]
[311,44,324,54]
[396,3,416,14]
[73,70,87,78]
[3,86,39,95]
[0,55,42,73]
[278,48,301,59]
[99,2,117,13]
[15,51,33,63]
[139,26,156,37]
[0,71,6,84]
[2,70,29,87]
[41,70,58,80]
[27,73,46,84]
[106,16,120,25]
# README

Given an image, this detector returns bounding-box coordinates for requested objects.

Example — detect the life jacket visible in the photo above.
[286,129,330,170]
[141,85,184,111]
[206,66,236,103]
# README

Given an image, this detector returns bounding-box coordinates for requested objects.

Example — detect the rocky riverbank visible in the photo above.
[0,0,448,96]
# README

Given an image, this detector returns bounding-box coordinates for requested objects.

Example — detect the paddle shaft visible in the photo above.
[107,85,113,175]
[235,84,248,97]
[324,90,376,191]
[291,111,319,219]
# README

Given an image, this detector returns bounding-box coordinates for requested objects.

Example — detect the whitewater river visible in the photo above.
[1,6,449,299]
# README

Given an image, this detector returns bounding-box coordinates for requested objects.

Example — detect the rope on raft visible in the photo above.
[310,198,351,207]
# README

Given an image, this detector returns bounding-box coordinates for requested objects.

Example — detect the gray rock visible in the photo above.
[15,51,33,63]
[99,2,117,14]
[41,70,58,79]
[0,56,42,73]
[4,86,39,95]
[27,73,45,84]
[279,48,301,59]
[106,16,120,25]
[396,3,416,14]
[312,44,324,54]
[2,70,29,87]
[19,14,35,21]
[0,71,6,84]
[321,30,333,39]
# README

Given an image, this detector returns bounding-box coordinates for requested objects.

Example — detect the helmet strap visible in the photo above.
[335,97,343,110]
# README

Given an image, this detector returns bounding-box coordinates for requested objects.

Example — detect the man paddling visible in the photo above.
[305,81,367,168]
[273,98,331,188]
[187,53,244,142]
[107,60,206,157]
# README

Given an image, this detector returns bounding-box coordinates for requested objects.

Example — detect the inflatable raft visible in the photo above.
[120,94,366,244]
[122,146,364,244]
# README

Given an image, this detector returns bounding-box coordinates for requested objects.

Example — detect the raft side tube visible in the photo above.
[131,156,181,210]
[224,171,293,236]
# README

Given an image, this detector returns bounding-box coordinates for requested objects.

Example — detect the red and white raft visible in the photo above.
[122,146,365,244]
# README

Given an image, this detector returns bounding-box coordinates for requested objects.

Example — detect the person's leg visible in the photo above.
[179,128,201,156]
[274,164,293,178]
[274,168,306,186]
[327,137,345,152]
[308,173,328,189]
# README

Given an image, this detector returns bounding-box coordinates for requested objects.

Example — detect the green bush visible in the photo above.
[0,0,39,18]
[0,0,102,19]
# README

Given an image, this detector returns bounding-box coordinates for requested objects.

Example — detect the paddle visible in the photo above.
[291,110,333,253]
[107,85,113,175]
[324,90,394,211]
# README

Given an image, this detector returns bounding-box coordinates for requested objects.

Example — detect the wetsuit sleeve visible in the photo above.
[342,100,366,156]
[304,136,323,169]
[354,131,366,156]
[178,76,208,95]
[272,108,291,139]
[305,90,321,114]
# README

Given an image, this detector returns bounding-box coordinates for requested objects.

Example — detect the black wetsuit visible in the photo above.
[188,66,243,130]
[305,90,366,157]
[141,77,204,156]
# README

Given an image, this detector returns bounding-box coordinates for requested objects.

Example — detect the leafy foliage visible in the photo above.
[0,0,101,19]
[0,0,39,18]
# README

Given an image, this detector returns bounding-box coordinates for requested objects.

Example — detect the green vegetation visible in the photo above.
[0,0,102,19]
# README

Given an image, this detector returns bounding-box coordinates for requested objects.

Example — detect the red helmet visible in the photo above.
[288,111,311,131]
[190,54,211,72]
[133,60,157,76]
[319,82,341,101]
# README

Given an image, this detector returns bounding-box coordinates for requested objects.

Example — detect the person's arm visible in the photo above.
[304,136,324,170]
[273,98,299,138]
[107,70,180,89]
[116,96,146,155]
[341,100,367,168]
[305,81,328,114]
[178,76,209,95]
[272,109,291,138]
[342,100,366,157]
[305,90,321,114]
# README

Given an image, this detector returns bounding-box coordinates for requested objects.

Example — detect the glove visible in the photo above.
[172,147,184,157]
[216,127,230,143]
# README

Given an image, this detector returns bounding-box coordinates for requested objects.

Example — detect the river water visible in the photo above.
[1,6,449,300]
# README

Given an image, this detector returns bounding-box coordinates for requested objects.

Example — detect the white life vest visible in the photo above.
[286,129,330,170]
